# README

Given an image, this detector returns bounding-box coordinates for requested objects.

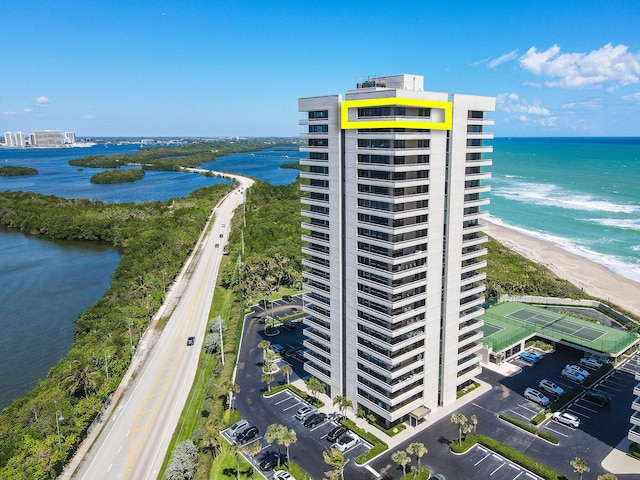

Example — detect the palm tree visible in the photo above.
[323,447,349,480]
[281,364,293,384]
[281,427,297,468]
[265,424,287,467]
[306,376,325,402]
[597,475,618,480]
[470,414,478,434]
[391,450,411,480]
[450,412,468,446]
[258,339,271,355]
[570,457,590,480]
[332,395,353,418]
[229,442,243,480]
[406,442,427,472]
[261,372,275,392]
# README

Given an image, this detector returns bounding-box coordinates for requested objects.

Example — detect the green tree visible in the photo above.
[470,414,478,434]
[597,474,618,480]
[281,364,293,384]
[306,377,325,402]
[281,427,297,468]
[391,450,411,480]
[323,447,349,480]
[406,442,427,472]
[265,424,287,467]
[332,395,353,418]
[570,457,590,480]
[261,372,275,392]
[450,412,468,446]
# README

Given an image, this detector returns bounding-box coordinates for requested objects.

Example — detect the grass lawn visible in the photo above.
[209,447,254,480]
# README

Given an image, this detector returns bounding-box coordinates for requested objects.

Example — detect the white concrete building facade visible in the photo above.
[298,74,495,426]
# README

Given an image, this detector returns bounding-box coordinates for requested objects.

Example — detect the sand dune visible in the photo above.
[483,222,640,318]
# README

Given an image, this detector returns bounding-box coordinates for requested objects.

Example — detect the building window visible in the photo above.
[309,110,329,119]
[309,124,328,133]
[309,138,328,147]
[310,152,329,160]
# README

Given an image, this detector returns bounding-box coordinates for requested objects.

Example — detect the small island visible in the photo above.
[0,166,38,176]
[90,169,145,184]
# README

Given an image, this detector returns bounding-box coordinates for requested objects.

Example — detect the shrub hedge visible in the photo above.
[339,418,388,465]
[498,414,559,444]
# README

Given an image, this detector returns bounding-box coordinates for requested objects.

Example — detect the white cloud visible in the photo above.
[621,92,640,103]
[519,43,640,89]
[35,96,50,107]
[81,114,95,120]
[488,50,518,68]
[23,107,33,113]
[561,99,601,110]
[497,92,557,128]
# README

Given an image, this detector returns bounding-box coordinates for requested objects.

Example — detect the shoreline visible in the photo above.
[482,222,640,318]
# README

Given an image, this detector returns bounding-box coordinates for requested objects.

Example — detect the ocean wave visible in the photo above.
[486,216,640,282]
[492,180,639,214]
[583,218,640,231]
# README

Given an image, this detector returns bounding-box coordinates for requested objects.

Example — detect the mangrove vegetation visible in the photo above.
[0,166,38,176]
[90,168,145,184]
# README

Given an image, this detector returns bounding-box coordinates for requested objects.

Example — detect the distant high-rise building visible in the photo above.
[3,132,25,148]
[298,74,495,427]
[32,130,63,147]
[63,132,76,144]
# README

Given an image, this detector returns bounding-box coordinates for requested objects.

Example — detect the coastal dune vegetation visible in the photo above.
[0,143,622,479]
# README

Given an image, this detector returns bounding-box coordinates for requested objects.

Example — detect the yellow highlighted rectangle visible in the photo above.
[341,98,452,130]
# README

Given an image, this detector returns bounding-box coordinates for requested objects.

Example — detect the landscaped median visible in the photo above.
[450,435,569,480]
[498,414,559,444]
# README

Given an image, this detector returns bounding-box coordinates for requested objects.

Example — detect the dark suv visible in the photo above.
[326,425,347,442]
[236,426,259,444]
[584,390,611,406]
[303,412,326,428]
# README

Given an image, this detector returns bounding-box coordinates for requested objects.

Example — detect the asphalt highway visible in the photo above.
[73,174,253,480]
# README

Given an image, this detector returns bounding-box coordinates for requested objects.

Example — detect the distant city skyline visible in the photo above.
[0,0,638,137]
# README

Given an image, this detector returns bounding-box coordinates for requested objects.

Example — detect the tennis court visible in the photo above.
[480,302,637,355]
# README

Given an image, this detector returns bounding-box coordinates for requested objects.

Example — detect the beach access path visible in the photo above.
[483,222,640,318]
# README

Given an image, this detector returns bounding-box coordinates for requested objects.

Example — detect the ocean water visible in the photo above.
[489,138,640,282]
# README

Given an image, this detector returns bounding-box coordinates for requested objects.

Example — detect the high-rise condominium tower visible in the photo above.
[298,74,495,427]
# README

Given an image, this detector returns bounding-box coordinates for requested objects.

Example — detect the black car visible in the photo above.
[258,299,272,308]
[326,425,347,442]
[236,426,259,444]
[303,412,326,428]
[584,390,611,406]
[259,453,286,471]
[281,322,296,331]
[186,336,195,346]
[283,295,293,302]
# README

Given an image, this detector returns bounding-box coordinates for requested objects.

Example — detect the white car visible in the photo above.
[273,471,296,480]
[333,434,359,453]
[227,419,249,439]
[294,404,316,420]
[524,387,550,406]
[552,411,580,428]
[561,368,585,383]
[539,379,565,396]
[566,364,590,378]
[579,357,604,369]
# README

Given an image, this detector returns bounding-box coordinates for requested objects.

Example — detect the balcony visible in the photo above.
[631,411,640,427]
[636,371,640,381]
[632,396,640,412]
[629,425,640,444]
[304,361,331,384]
[457,365,482,384]
[635,382,640,397]
[459,318,484,336]
[461,247,488,262]
[465,172,491,182]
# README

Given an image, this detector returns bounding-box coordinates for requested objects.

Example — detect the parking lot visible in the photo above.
[464,445,542,480]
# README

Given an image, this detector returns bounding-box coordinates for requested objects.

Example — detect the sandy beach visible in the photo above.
[482,222,640,318]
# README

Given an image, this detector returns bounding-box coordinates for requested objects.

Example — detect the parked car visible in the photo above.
[269,344,285,354]
[429,475,447,480]
[273,471,296,480]
[303,412,327,428]
[227,419,249,439]
[539,379,565,396]
[561,368,585,383]
[294,349,309,361]
[333,434,359,453]
[326,425,347,442]
[566,364,590,377]
[259,299,272,308]
[259,453,286,472]
[520,352,541,364]
[584,390,612,406]
[236,426,259,444]
[580,357,604,369]
[524,387,550,406]
[295,404,317,420]
[283,295,293,302]
[186,336,195,346]
[281,322,296,331]
[552,411,581,428]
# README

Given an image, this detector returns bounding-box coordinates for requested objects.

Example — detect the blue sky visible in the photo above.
[1,0,639,137]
